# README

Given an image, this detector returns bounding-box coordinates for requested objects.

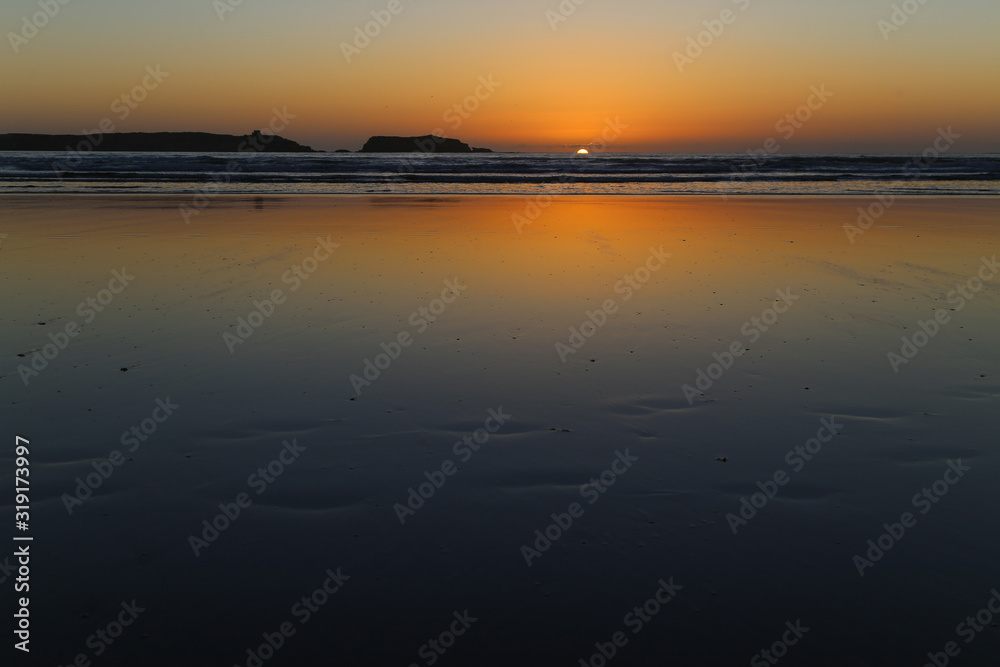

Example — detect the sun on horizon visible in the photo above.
[577,149,589,154]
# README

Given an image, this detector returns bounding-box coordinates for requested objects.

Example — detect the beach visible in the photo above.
[3,194,998,666]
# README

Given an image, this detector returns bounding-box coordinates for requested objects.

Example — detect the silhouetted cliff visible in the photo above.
[361,135,492,153]
[0,131,319,152]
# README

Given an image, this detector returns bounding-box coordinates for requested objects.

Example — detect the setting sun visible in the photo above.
[577,149,589,154]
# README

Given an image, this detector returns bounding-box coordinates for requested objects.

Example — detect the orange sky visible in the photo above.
[1,0,998,152]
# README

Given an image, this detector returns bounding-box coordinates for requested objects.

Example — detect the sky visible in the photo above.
[1,0,998,153]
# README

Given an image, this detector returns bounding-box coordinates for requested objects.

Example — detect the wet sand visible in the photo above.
[2,195,998,666]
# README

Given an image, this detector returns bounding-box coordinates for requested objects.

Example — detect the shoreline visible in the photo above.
[2,192,1000,200]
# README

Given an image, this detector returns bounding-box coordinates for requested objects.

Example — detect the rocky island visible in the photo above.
[360,135,492,153]
[0,130,319,152]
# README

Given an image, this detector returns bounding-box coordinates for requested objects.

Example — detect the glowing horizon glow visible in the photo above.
[0,0,998,153]
[577,149,589,154]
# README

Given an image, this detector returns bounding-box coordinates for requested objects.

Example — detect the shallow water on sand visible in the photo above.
[2,196,998,666]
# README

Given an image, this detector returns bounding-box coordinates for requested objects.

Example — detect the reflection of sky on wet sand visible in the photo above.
[2,195,999,666]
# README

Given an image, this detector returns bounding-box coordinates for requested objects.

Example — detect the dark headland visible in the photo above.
[0,131,318,153]
[360,135,492,153]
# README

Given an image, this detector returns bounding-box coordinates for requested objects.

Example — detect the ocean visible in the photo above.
[2,151,999,195]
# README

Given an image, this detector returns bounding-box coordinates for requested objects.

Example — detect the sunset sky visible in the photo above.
[2,0,998,153]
